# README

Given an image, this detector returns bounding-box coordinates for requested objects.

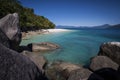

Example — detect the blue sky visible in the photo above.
[20,0,120,26]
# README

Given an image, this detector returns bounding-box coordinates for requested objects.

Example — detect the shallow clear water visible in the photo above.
[21,29,120,65]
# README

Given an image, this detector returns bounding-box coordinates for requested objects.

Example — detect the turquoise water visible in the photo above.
[21,29,120,65]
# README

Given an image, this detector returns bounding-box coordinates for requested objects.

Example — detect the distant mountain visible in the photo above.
[91,24,120,29]
[56,24,110,29]
[91,24,110,29]
[107,24,120,29]
[56,24,120,29]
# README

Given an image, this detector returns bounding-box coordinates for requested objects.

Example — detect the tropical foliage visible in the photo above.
[0,0,55,31]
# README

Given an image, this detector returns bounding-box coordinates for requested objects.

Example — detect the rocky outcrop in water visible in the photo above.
[44,41,120,80]
[88,42,120,80]
[98,42,120,65]
[90,56,119,71]
[27,42,60,52]
[0,13,21,50]
[0,13,46,80]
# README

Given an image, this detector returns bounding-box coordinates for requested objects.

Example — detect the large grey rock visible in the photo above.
[0,13,21,50]
[21,51,47,71]
[0,43,47,80]
[0,14,47,80]
[98,42,120,65]
[90,56,119,71]
[68,69,104,80]
[45,61,81,80]
[27,42,60,52]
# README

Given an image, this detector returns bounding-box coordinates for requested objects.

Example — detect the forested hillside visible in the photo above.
[0,0,55,31]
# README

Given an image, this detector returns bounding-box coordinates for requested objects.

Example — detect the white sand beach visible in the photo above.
[47,29,73,32]
[22,29,73,39]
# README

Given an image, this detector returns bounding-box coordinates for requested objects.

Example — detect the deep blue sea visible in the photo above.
[21,29,120,66]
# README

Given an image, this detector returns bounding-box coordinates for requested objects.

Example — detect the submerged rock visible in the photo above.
[89,56,119,71]
[27,42,60,52]
[0,13,21,50]
[98,42,120,65]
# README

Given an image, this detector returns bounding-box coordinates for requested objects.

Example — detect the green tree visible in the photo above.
[0,0,55,32]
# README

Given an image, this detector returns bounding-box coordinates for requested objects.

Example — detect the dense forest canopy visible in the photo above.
[0,0,55,31]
